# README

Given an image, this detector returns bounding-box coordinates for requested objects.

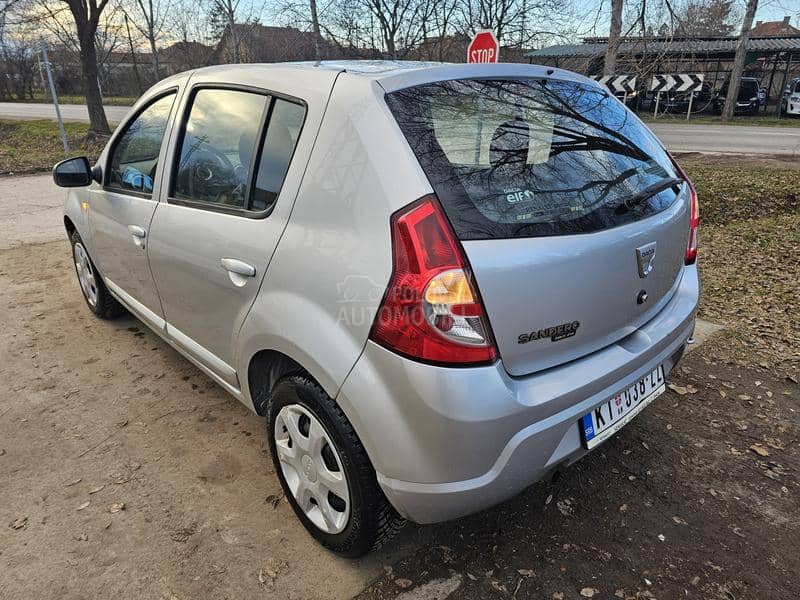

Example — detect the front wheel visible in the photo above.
[70,231,125,319]
[266,374,404,557]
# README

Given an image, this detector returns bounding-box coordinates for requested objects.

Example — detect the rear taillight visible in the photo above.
[669,155,700,265]
[369,195,497,366]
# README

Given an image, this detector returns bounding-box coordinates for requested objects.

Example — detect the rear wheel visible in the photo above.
[266,374,404,557]
[70,231,125,319]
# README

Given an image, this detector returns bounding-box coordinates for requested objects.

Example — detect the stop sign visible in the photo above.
[467,30,499,64]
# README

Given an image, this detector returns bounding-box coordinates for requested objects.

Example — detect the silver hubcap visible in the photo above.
[274,404,350,534]
[73,242,98,307]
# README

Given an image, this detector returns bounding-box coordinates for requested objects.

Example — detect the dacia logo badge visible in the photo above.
[636,242,657,278]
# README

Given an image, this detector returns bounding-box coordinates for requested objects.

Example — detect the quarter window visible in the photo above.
[107,92,175,194]
[251,99,305,211]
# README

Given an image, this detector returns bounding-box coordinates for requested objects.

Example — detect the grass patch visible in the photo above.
[684,158,800,374]
[698,214,800,373]
[641,114,800,127]
[2,92,137,106]
[682,161,800,226]
[0,119,107,175]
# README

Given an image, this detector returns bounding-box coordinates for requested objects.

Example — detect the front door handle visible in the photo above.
[221,258,256,287]
[127,225,146,248]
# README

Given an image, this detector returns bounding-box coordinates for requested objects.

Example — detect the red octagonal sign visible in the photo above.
[467,30,499,64]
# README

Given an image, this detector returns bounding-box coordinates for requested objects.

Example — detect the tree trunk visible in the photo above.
[79,29,110,135]
[309,0,322,61]
[604,0,623,76]
[722,0,758,121]
[149,35,160,82]
[227,4,239,63]
[148,0,159,81]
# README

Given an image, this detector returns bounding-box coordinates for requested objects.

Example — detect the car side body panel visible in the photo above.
[146,66,339,395]
[237,73,433,403]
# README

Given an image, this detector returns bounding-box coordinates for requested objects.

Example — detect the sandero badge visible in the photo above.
[518,320,581,344]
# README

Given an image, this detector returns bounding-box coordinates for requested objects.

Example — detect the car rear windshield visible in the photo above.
[386,78,681,240]
[738,80,759,101]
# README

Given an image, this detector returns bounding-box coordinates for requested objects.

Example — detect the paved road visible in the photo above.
[649,122,800,155]
[2,102,799,155]
[0,102,131,124]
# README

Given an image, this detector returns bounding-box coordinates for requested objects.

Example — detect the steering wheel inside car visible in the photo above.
[186,145,238,203]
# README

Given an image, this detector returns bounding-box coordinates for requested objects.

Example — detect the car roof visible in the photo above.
[185,60,593,93]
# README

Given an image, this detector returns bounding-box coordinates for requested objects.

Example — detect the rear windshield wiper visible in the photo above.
[614,177,683,215]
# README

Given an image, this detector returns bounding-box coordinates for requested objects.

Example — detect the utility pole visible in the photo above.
[39,37,69,154]
[722,0,758,121]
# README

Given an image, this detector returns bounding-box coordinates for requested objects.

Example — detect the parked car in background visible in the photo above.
[54,61,700,557]
[637,82,716,115]
[714,77,761,115]
[781,77,800,116]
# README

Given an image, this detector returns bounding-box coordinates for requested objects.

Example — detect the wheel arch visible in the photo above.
[63,189,91,247]
[64,215,77,237]
[246,349,308,415]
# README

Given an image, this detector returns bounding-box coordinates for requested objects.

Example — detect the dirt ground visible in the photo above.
[0,241,408,599]
[2,241,797,600]
[1,154,799,599]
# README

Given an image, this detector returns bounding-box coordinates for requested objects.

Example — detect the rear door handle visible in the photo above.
[221,258,256,287]
[127,225,146,248]
[221,258,256,277]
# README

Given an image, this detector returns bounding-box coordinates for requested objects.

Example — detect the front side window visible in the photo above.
[173,89,269,209]
[387,79,680,240]
[107,92,176,194]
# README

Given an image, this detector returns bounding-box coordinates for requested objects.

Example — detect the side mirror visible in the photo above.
[53,156,93,188]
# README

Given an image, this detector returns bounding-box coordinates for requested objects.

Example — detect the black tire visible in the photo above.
[69,230,125,319]
[266,374,404,557]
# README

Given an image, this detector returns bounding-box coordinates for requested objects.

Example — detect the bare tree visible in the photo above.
[360,0,426,58]
[31,0,111,133]
[604,0,623,76]
[128,0,170,81]
[123,12,143,93]
[64,0,111,133]
[674,0,738,37]
[211,0,241,62]
[722,0,757,121]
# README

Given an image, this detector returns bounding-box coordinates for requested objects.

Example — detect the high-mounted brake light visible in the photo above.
[369,195,497,365]
[669,155,700,265]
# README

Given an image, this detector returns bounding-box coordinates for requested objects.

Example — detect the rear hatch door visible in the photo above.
[386,76,690,376]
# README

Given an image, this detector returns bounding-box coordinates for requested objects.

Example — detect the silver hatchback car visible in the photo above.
[55,61,699,557]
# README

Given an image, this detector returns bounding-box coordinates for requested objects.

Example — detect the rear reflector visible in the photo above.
[369,195,497,366]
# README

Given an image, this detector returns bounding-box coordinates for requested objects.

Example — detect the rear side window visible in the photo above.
[386,79,680,240]
[173,89,269,209]
[172,88,306,214]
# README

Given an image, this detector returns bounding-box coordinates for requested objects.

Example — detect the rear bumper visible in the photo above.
[336,265,699,523]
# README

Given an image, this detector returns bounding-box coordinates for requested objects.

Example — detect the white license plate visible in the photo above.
[581,366,665,449]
